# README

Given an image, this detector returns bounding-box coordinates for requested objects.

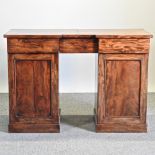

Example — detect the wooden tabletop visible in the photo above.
[4,29,153,39]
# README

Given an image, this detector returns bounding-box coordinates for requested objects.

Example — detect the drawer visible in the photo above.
[99,39,150,53]
[7,38,59,53]
[60,39,98,53]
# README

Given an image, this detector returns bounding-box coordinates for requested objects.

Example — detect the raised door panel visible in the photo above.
[9,54,58,124]
[106,60,140,117]
[98,54,148,124]
[16,60,51,118]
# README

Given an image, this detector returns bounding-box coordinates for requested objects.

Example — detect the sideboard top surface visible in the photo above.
[4,29,153,39]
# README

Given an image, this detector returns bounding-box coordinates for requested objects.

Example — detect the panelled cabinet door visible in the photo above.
[8,54,59,124]
[97,54,148,132]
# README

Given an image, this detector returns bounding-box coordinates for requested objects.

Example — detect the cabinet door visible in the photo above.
[8,54,58,124]
[97,54,148,125]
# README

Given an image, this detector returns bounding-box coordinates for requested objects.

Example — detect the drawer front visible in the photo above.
[99,39,150,53]
[8,38,59,53]
[60,39,98,53]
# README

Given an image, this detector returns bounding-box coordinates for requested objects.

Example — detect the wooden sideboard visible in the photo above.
[4,29,153,133]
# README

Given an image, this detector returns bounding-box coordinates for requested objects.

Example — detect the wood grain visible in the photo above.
[60,39,98,53]
[8,38,59,53]
[99,39,150,53]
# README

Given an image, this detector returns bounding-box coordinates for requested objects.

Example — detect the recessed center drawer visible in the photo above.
[60,39,98,53]
[8,38,59,53]
[99,39,150,53]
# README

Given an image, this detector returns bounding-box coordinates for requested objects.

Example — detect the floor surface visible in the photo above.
[0,93,155,155]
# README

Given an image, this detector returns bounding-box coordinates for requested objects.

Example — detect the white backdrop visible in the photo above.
[0,0,155,93]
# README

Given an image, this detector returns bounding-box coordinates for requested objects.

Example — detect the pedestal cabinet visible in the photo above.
[4,29,152,133]
[96,38,151,132]
[6,38,60,132]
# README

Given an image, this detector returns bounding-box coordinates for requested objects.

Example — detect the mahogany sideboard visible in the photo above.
[4,29,153,133]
